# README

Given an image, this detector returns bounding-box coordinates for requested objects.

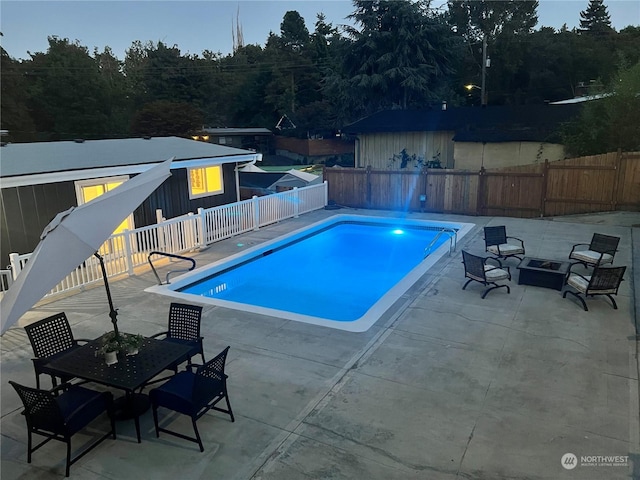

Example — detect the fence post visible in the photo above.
[156,209,166,250]
[123,230,134,276]
[197,207,206,248]
[293,187,300,218]
[540,160,549,217]
[252,195,260,231]
[366,165,372,208]
[612,148,623,211]
[8,253,21,280]
[323,180,329,206]
[477,167,486,216]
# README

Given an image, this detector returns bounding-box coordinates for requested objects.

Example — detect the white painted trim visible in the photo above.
[1,154,259,189]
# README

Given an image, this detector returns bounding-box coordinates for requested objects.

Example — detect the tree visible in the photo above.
[94,46,131,137]
[24,37,110,140]
[279,11,310,52]
[130,100,204,137]
[448,0,538,41]
[334,0,461,115]
[448,0,538,105]
[561,62,640,155]
[0,48,37,141]
[579,0,613,34]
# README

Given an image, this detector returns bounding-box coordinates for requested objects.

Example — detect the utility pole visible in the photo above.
[481,34,487,106]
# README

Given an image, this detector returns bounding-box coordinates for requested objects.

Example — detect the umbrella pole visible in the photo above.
[94,252,119,338]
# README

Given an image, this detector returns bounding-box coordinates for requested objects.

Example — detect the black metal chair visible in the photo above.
[484,226,525,262]
[9,381,115,477]
[24,313,88,389]
[150,346,235,452]
[150,303,205,367]
[562,265,626,311]
[462,250,511,299]
[568,233,620,268]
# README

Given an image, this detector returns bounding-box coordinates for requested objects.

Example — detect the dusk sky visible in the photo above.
[1,1,639,61]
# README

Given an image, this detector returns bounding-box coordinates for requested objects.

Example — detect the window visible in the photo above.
[218,136,228,145]
[75,176,133,255]
[189,165,224,198]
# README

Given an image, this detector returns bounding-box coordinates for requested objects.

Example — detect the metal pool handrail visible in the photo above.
[424,228,458,258]
[148,251,196,285]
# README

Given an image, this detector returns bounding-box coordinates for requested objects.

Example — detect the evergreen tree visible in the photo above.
[336,0,461,114]
[579,0,613,34]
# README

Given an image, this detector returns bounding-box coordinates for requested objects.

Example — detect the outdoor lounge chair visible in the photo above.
[150,346,234,452]
[562,265,626,311]
[484,226,525,262]
[568,233,620,268]
[24,312,88,389]
[461,250,511,299]
[9,381,115,477]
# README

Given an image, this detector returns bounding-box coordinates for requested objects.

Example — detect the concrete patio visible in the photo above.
[1,209,638,479]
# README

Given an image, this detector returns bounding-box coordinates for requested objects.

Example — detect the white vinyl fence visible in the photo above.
[2,183,327,299]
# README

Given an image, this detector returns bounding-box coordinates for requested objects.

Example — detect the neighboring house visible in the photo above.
[195,127,274,155]
[238,168,321,199]
[0,136,261,263]
[274,136,355,166]
[342,104,582,170]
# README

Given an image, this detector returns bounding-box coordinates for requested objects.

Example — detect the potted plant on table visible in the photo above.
[96,331,144,365]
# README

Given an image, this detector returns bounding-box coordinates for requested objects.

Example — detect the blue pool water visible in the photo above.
[147,215,474,332]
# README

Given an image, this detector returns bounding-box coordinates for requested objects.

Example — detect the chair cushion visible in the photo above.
[164,337,199,354]
[56,386,111,434]
[487,244,524,256]
[570,250,613,265]
[567,273,590,293]
[484,265,509,281]
[150,371,197,416]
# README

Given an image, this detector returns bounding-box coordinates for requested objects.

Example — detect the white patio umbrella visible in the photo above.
[0,158,173,335]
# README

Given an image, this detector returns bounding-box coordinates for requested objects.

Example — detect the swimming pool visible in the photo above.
[146,214,474,332]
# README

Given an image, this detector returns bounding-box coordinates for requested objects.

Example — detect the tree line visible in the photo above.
[1,0,639,155]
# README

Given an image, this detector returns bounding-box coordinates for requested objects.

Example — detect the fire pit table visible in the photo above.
[517,257,571,291]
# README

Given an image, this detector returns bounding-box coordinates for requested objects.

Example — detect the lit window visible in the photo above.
[189,165,223,198]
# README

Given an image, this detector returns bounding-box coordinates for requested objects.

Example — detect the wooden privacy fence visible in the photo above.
[324,151,640,218]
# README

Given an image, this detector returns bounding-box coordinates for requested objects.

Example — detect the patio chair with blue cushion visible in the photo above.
[461,250,512,299]
[568,233,620,268]
[24,312,89,389]
[484,226,525,262]
[562,265,626,311]
[150,302,205,368]
[9,381,115,477]
[150,346,234,452]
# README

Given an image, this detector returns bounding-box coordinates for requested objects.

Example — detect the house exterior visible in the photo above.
[274,136,355,166]
[0,136,261,263]
[342,104,582,171]
[238,168,321,199]
[195,127,274,155]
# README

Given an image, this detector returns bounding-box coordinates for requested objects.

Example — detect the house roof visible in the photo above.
[239,169,320,191]
[0,137,260,187]
[200,128,273,136]
[343,104,582,143]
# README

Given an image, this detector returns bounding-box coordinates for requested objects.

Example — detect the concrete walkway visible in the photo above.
[1,209,638,479]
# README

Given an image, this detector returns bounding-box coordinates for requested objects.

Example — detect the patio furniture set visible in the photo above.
[462,227,626,311]
[9,302,234,477]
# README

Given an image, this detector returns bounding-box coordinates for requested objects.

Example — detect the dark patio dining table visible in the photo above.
[45,334,192,443]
